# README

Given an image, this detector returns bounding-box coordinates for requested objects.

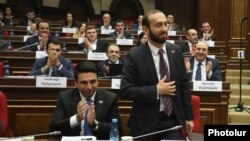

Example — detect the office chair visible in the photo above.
[0,91,8,137]
[0,62,3,77]
[191,95,201,133]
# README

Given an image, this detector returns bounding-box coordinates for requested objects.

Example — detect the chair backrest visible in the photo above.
[0,62,3,77]
[191,95,201,133]
[0,91,8,137]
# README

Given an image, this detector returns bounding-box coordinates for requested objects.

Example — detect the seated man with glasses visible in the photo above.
[28,38,74,78]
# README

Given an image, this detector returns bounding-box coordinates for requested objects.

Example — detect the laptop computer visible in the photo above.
[107,64,124,77]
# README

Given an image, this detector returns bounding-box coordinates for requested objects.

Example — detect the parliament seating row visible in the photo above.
[0,51,227,81]
[0,77,230,136]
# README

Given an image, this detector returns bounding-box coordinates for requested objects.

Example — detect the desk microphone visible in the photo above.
[13,42,39,51]
[133,125,182,139]
[2,131,61,140]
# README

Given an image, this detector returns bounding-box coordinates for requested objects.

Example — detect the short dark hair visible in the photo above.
[142,9,163,28]
[74,61,98,81]
[36,20,50,30]
[46,38,61,49]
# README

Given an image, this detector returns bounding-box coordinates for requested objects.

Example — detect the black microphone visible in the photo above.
[238,16,248,23]
[2,131,61,140]
[133,125,182,139]
[13,42,39,51]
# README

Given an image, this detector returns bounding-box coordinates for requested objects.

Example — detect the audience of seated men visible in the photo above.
[179,29,199,55]
[19,8,36,26]
[109,19,133,39]
[28,38,74,78]
[185,41,222,81]
[78,26,108,52]
[96,44,124,77]
[166,14,181,31]
[198,21,216,41]
[25,20,53,51]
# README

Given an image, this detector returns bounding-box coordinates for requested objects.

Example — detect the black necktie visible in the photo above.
[195,63,202,81]
[158,49,173,116]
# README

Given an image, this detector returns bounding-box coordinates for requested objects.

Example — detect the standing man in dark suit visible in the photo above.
[25,21,53,51]
[50,61,122,139]
[184,41,222,81]
[120,10,194,140]
[109,20,133,39]
[28,38,74,78]
[78,26,108,53]
[96,44,125,77]
[179,29,198,55]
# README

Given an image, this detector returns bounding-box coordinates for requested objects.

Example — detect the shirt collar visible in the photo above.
[148,41,167,56]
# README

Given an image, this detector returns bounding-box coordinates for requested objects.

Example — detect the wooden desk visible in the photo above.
[0,77,230,136]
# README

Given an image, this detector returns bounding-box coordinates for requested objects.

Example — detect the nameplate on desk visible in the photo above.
[36,77,67,88]
[23,35,31,42]
[205,41,215,47]
[168,31,177,36]
[207,55,215,58]
[87,52,107,60]
[116,39,133,45]
[193,81,222,91]
[35,51,47,58]
[111,78,121,89]
[166,40,175,44]
[61,136,96,141]
[78,37,84,44]
[101,29,114,34]
[62,27,76,33]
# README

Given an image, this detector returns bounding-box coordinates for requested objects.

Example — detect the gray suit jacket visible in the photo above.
[120,42,193,138]
[49,88,122,140]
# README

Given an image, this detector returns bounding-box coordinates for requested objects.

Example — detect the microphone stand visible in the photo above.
[229,18,250,114]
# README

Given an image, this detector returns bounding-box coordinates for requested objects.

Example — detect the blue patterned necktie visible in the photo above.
[195,63,202,81]
[158,49,173,116]
[82,98,93,135]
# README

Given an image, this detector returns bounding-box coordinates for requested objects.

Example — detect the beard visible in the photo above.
[149,28,166,44]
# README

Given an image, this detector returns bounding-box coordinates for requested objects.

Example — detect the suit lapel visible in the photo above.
[143,44,158,83]
[94,90,104,119]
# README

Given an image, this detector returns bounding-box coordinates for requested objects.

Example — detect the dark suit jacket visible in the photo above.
[25,35,54,51]
[120,42,193,138]
[189,56,222,81]
[28,56,74,78]
[179,41,191,53]
[96,59,125,77]
[77,40,108,52]
[109,31,133,39]
[49,88,122,140]
[19,17,34,26]
[197,32,216,41]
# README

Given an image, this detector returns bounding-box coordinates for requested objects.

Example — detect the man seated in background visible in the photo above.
[100,13,113,30]
[19,8,36,26]
[179,29,198,56]
[109,20,132,39]
[28,38,74,78]
[184,41,222,81]
[96,44,124,77]
[198,21,216,41]
[25,20,53,51]
[49,61,122,139]
[78,26,108,53]
[166,14,181,31]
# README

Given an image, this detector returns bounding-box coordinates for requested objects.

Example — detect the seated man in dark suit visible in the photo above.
[28,38,74,78]
[185,41,222,81]
[25,20,53,51]
[50,61,122,139]
[96,44,124,77]
[109,20,133,39]
[197,21,216,41]
[179,29,198,56]
[78,26,108,53]
[19,8,36,26]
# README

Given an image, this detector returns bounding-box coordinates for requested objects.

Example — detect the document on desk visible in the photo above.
[61,136,96,141]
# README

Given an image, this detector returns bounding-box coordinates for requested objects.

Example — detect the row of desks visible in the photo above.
[0,77,230,136]
[0,51,227,80]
